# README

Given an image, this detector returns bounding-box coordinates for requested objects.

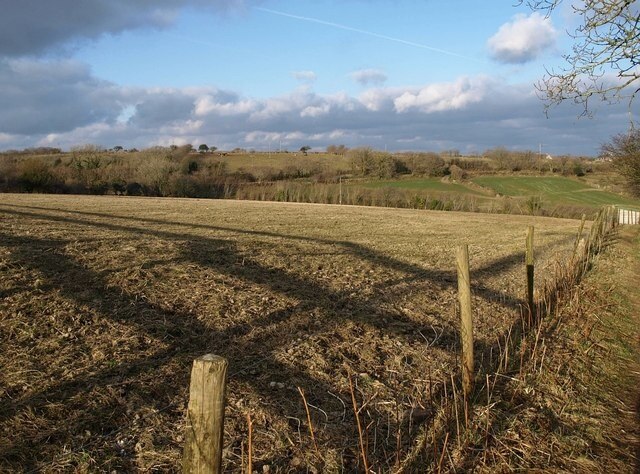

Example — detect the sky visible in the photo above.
[0,0,637,155]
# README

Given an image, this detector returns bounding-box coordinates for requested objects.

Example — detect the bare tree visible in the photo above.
[601,128,640,196]
[521,0,639,116]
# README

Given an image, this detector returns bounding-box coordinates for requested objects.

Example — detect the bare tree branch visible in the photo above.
[519,0,639,118]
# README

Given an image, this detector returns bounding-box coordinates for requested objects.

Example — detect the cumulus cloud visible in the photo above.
[394,76,490,113]
[195,94,256,116]
[0,132,14,144]
[350,69,388,86]
[291,70,317,82]
[0,58,633,155]
[358,87,402,111]
[248,89,325,121]
[0,0,254,57]
[300,104,331,118]
[0,59,130,134]
[130,90,196,128]
[487,13,557,64]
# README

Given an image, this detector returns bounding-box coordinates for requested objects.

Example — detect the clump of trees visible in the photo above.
[326,144,348,155]
[347,147,407,178]
[483,147,593,176]
[404,153,448,176]
[2,146,62,155]
[0,145,246,198]
[602,129,640,196]
[18,158,56,192]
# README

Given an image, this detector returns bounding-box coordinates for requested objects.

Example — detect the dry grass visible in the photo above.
[435,226,640,473]
[0,194,586,472]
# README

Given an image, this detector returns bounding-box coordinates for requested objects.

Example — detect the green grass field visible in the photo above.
[472,176,640,208]
[355,177,486,195]
[350,175,640,215]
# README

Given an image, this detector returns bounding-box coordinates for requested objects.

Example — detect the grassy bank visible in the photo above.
[234,180,626,219]
[473,176,640,209]
[462,225,640,472]
[355,177,486,196]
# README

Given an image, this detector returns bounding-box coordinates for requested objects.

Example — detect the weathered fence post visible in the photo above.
[456,244,474,398]
[183,354,228,474]
[526,226,535,320]
[609,205,617,229]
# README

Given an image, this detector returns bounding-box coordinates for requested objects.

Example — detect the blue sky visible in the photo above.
[76,2,512,93]
[0,0,637,155]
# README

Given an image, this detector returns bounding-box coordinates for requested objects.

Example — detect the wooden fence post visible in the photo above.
[456,244,474,398]
[183,354,228,474]
[609,205,616,229]
[526,226,535,320]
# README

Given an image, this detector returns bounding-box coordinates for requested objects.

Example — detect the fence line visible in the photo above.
[182,205,620,473]
[617,207,640,225]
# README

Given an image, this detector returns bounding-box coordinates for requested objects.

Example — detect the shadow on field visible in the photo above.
[1,203,535,305]
[0,203,557,471]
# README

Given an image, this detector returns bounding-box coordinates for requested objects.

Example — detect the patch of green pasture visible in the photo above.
[473,176,640,208]
[355,178,485,195]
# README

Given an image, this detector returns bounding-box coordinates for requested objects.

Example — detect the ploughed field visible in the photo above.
[0,194,585,472]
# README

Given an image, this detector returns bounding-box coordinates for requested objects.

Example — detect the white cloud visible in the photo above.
[291,70,317,82]
[300,130,351,142]
[488,13,557,64]
[300,104,330,118]
[396,136,422,143]
[358,88,398,111]
[1,59,635,155]
[394,77,489,113]
[244,130,306,144]
[160,119,204,135]
[194,94,257,116]
[244,131,279,143]
[249,89,318,120]
[327,92,358,112]
[0,132,15,143]
[350,69,388,86]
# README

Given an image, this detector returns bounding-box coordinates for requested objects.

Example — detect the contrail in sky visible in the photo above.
[256,7,481,62]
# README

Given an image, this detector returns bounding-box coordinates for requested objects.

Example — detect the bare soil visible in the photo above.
[0,194,585,472]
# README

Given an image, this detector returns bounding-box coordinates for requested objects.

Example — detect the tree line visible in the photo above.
[0,144,606,198]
